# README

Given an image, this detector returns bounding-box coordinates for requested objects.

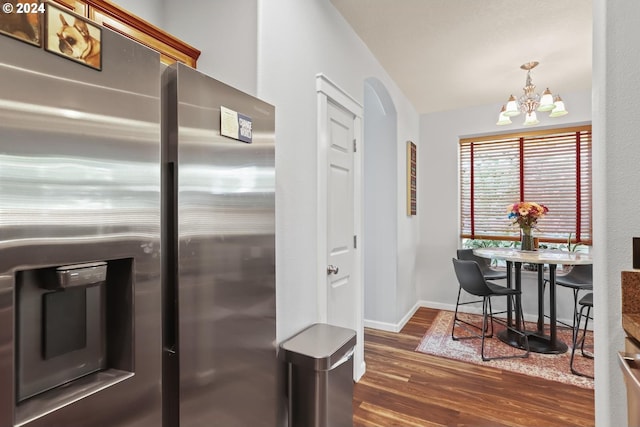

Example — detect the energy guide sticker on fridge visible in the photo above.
[220,106,252,143]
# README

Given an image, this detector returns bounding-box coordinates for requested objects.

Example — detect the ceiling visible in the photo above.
[330,0,592,115]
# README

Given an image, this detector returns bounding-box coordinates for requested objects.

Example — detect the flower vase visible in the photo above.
[521,227,535,251]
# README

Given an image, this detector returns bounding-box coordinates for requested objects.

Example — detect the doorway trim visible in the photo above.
[315,73,364,380]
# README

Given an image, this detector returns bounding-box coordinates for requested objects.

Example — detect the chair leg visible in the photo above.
[513,295,530,355]
[570,304,594,378]
[542,281,585,332]
[571,289,591,345]
[452,287,492,341]
[481,295,529,361]
[570,288,579,344]
[487,298,494,337]
[580,306,594,358]
[480,297,489,361]
[451,286,462,340]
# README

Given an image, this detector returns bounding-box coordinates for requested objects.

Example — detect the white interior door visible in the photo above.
[326,100,355,330]
[316,74,364,380]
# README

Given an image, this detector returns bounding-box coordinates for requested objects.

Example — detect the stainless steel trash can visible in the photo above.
[280,323,356,427]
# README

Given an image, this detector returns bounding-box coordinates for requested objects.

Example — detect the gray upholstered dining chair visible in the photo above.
[569,292,594,378]
[456,249,507,282]
[544,264,593,339]
[451,258,529,361]
[454,249,509,339]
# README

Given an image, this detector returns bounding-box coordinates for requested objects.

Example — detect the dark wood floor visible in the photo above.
[352,307,595,427]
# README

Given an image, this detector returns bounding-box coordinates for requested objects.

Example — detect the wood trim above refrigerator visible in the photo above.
[50,0,201,67]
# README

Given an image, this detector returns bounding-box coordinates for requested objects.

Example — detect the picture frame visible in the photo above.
[407,141,417,216]
[44,2,102,70]
[0,0,43,47]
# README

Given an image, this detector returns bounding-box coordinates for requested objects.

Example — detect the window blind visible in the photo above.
[460,126,592,244]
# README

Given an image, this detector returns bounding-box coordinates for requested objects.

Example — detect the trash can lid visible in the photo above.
[279,323,356,370]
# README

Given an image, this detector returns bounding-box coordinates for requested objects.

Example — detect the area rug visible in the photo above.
[415,310,594,389]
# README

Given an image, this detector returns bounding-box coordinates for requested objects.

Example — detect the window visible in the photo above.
[460,125,592,245]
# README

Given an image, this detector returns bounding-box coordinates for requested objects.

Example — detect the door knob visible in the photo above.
[327,265,339,275]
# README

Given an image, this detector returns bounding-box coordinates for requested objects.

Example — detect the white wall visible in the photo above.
[109,0,258,95]
[162,0,258,95]
[395,99,420,325]
[362,76,421,331]
[417,89,592,322]
[112,0,164,29]
[256,0,419,346]
[593,1,640,425]
[363,78,398,326]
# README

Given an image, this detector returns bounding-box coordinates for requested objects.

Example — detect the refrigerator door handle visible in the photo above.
[164,161,178,354]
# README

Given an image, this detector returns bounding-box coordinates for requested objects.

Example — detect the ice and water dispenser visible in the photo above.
[15,259,134,408]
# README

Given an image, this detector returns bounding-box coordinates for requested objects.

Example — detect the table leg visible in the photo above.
[524,263,568,354]
[498,261,568,354]
[548,264,558,344]
[506,261,513,326]
[497,261,527,348]
[514,261,522,331]
[537,266,544,332]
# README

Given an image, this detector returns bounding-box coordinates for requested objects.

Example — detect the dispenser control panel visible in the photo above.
[56,262,107,289]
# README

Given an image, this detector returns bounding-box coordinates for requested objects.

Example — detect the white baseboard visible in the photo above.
[354,360,366,382]
[417,300,457,312]
[363,301,422,332]
[418,299,585,330]
[362,319,397,332]
[364,300,457,333]
[365,299,587,332]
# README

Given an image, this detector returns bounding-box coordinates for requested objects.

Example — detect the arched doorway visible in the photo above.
[363,77,398,325]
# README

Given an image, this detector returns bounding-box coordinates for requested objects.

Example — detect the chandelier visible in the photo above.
[497,61,568,126]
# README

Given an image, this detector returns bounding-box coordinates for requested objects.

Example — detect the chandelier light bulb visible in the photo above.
[504,95,520,117]
[496,62,567,126]
[524,111,540,126]
[549,95,569,117]
[538,88,555,112]
[496,105,512,125]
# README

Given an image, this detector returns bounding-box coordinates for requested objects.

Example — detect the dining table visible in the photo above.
[473,247,593,354]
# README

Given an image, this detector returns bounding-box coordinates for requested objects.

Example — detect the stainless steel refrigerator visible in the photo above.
[161,63,283,426]
[0,20,281,426]
[0,20,163,427]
